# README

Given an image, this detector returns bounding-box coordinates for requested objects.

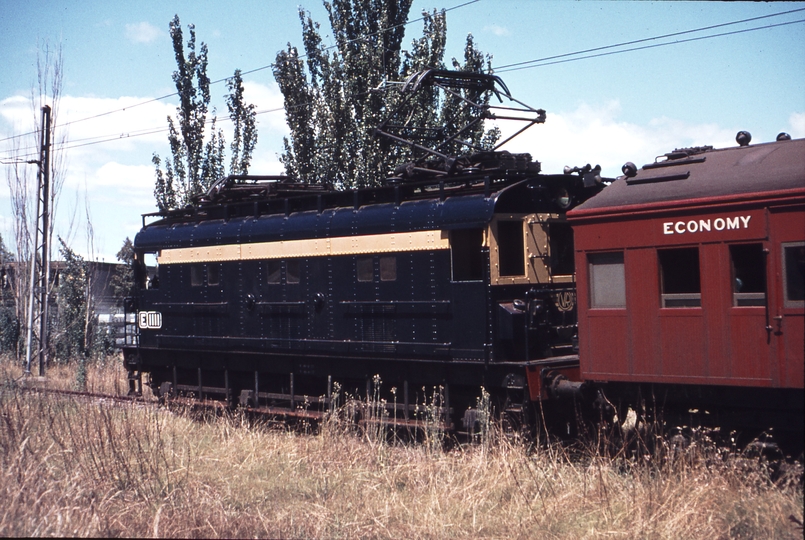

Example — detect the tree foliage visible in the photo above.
[54,238,92,363]
[227,70,258,176]
[110,237,135,305]
[273,1,496,188]
[0,234,17,354]
[0,234,13,265]
[153,16,258,211]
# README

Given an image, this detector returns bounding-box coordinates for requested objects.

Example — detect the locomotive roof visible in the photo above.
[569,137,805,217]
[134,171,597,252]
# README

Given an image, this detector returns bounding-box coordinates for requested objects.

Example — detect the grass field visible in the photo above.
[1,356,802,538]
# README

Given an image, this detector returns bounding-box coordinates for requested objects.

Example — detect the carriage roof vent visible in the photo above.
[660,145,715,161]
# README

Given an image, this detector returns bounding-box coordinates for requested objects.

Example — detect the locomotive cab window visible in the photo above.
[588,252,625,308]
[136,251,160,289]
[450,228,484,281]
[497,220,525,277]
[730,244,765,307]
[783,242,805,308]
[659,247,701,308]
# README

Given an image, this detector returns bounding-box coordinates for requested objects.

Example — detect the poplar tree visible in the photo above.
[153,16,258,211]
[273,1,496,188]
[227,69,258,176]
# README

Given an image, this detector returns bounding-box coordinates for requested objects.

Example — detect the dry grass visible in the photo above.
[0,356,802,538]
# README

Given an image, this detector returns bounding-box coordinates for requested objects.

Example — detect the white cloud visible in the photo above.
[125,22,163,44]
[484,25,510,37]
[243,80,289,136]
[89,162,156,199]
[0,86,293,261]
[788,112,805,138]
[0,93,178,260]
[1,93,174,149]
[496,100,737,178]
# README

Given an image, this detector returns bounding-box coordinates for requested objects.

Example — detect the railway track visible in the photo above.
[9,376,800,458]
[8,377,457,435]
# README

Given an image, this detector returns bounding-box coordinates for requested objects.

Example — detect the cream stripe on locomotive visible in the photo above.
[158,229,452,264]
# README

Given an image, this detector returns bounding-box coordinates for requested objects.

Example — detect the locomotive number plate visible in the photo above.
[138,311,163,329]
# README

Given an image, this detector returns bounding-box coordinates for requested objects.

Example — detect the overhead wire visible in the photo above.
[1,3,803,161]
[2,101,293,161]
[0,0,480,147]
[495,17,805,73]
[493,6,805,72]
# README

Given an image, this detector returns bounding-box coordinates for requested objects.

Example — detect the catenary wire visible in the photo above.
[492,6,805,72]
[1,6,803,159]
[495,18,805,73]
[0,0,480,146]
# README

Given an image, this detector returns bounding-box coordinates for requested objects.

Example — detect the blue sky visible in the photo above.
[1,0,804,261]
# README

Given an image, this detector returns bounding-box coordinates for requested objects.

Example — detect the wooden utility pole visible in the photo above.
[24,105,52,376]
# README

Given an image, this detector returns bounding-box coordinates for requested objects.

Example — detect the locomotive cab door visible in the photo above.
[488,213,577,360]
[449,228,488,361]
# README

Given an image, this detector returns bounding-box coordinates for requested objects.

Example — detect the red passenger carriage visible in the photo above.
[568,136,804,438]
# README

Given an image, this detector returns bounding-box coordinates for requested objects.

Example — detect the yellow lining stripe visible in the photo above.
[159,230,451,264]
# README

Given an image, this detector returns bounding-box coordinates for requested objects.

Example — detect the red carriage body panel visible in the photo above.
[568,138,805,390]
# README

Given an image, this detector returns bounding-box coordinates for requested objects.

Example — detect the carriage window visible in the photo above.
[783,243,805,307]
[659,247,701,307]
[286,259,300,284]
[380,256,396,281]
[207,264,220,286]
[730,244,765,307]
[549,222,575,275]
[498,220,525,277]
[267,260,281,284]
[357,257,373,282]
[451,228,484,281]
[190,264,204,287]
[588,252,625,308]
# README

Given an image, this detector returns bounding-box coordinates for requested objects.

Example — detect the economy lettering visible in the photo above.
[663,215,751,235]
